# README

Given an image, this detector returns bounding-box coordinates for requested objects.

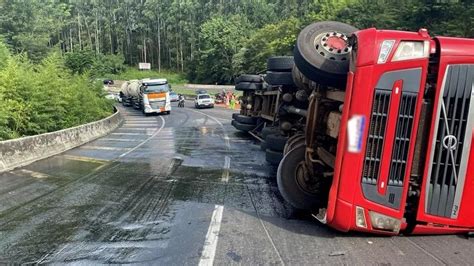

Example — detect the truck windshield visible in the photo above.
[199,95,210,99]
[144,84,170,93]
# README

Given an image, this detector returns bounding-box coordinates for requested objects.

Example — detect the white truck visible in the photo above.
[120,79,171,115]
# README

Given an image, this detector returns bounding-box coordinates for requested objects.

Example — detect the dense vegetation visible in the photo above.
[0,0,472,139]
[1,0,471,84]
[0,43,113,140]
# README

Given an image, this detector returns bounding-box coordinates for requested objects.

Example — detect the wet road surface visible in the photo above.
[1,103,474,264]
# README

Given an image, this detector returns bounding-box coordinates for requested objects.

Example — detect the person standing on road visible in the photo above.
[229,94,236,110]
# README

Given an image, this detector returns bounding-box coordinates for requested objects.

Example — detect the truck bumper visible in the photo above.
[144,105,171,114]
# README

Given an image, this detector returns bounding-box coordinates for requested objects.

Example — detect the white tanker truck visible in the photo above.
[120,79,171,115]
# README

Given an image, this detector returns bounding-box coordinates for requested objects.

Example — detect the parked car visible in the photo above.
[194,94,214,108]
[170,91,179,102]
[195,89,207,95]
[103,79,114,85]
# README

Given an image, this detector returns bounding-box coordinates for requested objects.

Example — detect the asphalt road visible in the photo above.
[1,103,473,264]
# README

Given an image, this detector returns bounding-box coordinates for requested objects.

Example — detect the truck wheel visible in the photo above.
[235,82,263,91]
[277,145,322,210]
[265,71,295,86]
[266,133,288,152]
[284,134,305,155]
[234,114,257,125]
[294,21,358,88]
[261,126,279,138]
[236,74,262,83]
[266,149,284,166]
[267,56,294,72]
[232,113,241,120]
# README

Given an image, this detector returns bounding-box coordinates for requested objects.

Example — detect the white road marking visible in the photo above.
[111,132,153,136]
[198,205,224,266]
[100,138,143,142]
[79,146,130,151]
[221,156,230,182]
[188,109,233,265]
[18,169,50,179]
[118,116,166,158]
[115,128,150,131]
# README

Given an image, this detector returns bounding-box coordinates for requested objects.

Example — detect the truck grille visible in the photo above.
[362,91,417,187]
[363,90,390,184]
[361,68,423,209]
[426,65,474,218]
[151,101,166,109]
[388,92,417,186]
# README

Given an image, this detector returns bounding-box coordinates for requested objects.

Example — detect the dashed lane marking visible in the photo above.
[221,156,230,182]
[189,109,232,266]
[79,146,130,151]
[100,138,143,142]
[198,205,224,266]
[111,132,153,136]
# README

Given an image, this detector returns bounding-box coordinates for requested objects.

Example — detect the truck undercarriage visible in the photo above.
[232,21,474,235]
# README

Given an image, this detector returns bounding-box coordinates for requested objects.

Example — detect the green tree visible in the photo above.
[192,15,252,84]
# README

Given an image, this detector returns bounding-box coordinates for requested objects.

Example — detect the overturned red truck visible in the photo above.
[236,21,474,235]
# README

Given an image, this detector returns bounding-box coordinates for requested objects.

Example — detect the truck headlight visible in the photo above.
[369,211,401,232]
[355,206,367,228]
[392,41,429,61]
[377,40,395,64]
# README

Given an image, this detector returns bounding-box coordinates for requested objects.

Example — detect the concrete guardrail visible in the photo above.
[0,108,123,173]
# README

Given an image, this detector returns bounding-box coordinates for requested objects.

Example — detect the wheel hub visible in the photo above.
[295,161,319,194]
[314,32,352,61]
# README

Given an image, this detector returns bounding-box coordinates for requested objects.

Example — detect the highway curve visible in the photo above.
[0,103,473,264]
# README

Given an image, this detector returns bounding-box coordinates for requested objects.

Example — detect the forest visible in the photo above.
[0,0,472,139]
[1,0,472,84]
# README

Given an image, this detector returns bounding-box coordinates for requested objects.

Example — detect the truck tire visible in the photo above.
[283,134,305,155]
[261,126,279,139]
[266,149,284,166]
[236,74,262,83]
[232,113,240,119]
[277,145,322,210]
[265,71,295,86]
[266,133,288,152]
[235,82,263,91]
[260,140,267,151]
[234,114,257,125]
[294,21,358,88]
[232,120,256,132]
[267,56,294,72]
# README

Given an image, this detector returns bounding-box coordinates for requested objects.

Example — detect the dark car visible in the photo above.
[195,89,207,95]
[103,79,114,85]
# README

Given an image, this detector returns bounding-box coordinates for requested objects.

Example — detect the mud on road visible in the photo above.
[0,104,473,264]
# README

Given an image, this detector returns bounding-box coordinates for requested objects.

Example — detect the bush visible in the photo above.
[0,50,113,140]
[65,50,126,76]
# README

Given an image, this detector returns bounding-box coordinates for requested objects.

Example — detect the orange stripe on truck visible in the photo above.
[147,93,166,99]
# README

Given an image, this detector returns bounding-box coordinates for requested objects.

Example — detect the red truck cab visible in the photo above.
[326,28,474,235]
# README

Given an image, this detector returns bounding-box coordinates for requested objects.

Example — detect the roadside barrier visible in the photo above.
[0,108,123,173]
